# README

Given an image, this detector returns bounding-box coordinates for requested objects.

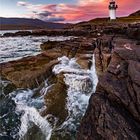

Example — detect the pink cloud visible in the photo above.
[17,0,140,23]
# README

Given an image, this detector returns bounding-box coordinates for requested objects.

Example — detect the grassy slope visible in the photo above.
[71,16,140,29]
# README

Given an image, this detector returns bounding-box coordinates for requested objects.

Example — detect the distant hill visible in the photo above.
[0,17,69,30]
[71,10,140,30]
[129,10,140,17]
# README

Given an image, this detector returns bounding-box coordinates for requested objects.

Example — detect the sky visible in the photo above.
[0,0,140,23]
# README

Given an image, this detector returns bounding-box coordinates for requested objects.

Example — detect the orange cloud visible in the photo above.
[37,1,108,22]
[78,0,106,5]
[17,0,140,23]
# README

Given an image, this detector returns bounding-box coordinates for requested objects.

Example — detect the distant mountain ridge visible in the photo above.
[0,17,69,30]
[0,10,139,30]
[71,10,140,30]
[129,10,140,17]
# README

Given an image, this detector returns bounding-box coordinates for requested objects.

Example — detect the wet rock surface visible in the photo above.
[0,34,96,139]
[0,97,21,140]
[77,33,140,139]
[2,30,89,37]
[1,21,140,140]
[0,54,59,88]
[43,73,68,126]
[0,37,95,89]
[22,124,46,140]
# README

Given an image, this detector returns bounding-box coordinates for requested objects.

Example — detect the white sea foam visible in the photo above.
[53,55,98,131]
[9,54,98,139]
[0,36,72,63]
[12,88,52,140]
[17,105,52,140]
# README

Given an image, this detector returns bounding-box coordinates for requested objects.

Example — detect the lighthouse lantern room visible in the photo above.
[109,0,118,20]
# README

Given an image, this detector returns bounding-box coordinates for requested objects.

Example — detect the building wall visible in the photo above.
[109,9,116,20]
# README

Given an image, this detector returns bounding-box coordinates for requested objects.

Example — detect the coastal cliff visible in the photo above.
[0,17,140,139]
[77,26,140,139]
[0,36,97,139]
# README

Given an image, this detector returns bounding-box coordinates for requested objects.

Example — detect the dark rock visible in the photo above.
[129,10,140,17]
[2,29,89,37]
[0,97,21,140]
[0,136,14,140]
[3,31,31,37]
[43,73,68,126]
[3,82,16,95]
[77,36,140,140]
[23,124,46,140]
[128,60,140,86]
[3,33,15,37]
[126,28,140,40]
[0,78,16,97]
[0,54,59,89]
[94,35,114,75]
[14,31,32,36]
[40,41,62,51]
[0,37,95,89]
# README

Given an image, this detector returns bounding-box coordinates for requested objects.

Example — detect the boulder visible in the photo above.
[43,73,68,126]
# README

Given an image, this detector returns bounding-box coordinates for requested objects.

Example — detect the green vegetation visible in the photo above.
[74,16,140,28]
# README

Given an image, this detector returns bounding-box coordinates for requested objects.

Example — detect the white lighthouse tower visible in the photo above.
[109,0,118,20]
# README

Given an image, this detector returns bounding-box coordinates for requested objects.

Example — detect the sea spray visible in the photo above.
[53,55,98,135]
[5,54,98,139]
[11,88,52,140]
[16,105,52,140]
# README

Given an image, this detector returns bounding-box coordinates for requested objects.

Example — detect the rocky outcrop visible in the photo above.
[93,36,113,75]
[77,36,140,140]
[43,73,68,126]
[129,10,140,17]
[0,37,95,89]
[0,54,59,88]
[0,96,21,140]
[0,78,16,96]
[1,14,140,140]
[103,23,140,40]
[2,29,89,37]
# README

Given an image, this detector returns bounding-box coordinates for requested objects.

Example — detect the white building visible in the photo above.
[109,0,118,20]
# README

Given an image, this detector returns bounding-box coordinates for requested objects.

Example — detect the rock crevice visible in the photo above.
[77,35,140,140]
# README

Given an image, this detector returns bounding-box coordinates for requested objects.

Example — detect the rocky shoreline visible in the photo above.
[0,22,140,140]
[0,32,97,139]
[77,26,140,139]
[0,37,95,89]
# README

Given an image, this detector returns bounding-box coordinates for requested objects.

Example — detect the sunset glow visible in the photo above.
[0,0,139,22]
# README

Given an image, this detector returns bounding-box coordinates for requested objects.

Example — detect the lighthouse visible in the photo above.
[109,0,118,20]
